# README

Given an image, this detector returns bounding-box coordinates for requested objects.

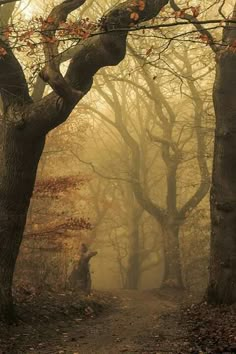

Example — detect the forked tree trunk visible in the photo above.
[161,222,184,289]
[207,32,236,304]
[0,123,45,321]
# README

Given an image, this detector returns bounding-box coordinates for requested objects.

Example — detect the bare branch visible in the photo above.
[218,0,226,19]
[70,151,135,183]
[169,0,218,53]
[178,55,210,217]
[147,129,178,153]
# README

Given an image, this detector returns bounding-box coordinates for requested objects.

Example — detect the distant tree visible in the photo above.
[85,51,211,289]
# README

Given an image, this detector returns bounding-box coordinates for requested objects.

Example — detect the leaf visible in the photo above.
[191,6,200,18]
[173,10,186,18]
[3,26,12,39]
[130,12,139,21]
[138,0,145,11]
[199,34,209,43]
[0,47,7,56]
[47,16,54,24]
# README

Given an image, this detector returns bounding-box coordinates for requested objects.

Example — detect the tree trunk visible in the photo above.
[69,244,97,295]
[161,222,184,289]
[207,37,236,304]
[125,226,140,289]
[0,122,45,321]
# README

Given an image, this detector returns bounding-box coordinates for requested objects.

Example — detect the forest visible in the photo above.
[0,0,235,353]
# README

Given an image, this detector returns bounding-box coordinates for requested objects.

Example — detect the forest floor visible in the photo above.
[0,288,235,354]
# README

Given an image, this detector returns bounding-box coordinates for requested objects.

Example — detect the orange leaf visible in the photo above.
[0,47,7,56]
[130,12,139,21]
[138,0,145,11]
[47,16,54,24]
[199,34,209,43]
[191,6,200,18]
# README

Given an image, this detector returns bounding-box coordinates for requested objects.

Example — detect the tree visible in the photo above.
[207,5,236,304]
[85,47,211,289]
[169,0,236,304]
[0,0,168,321]
[68,243,97,294]
[82,145,160,290]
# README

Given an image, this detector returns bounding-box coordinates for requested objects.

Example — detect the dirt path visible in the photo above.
[0,290,189,354]
[52,290,186,354]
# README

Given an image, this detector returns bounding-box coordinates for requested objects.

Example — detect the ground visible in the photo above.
[0,289,235,354]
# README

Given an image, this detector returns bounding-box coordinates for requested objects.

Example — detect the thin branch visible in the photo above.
[70,150,135,183]
[169,0,218,53]
[218,0,226,19]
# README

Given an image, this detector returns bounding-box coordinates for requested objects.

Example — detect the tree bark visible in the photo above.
[207,27,236,304]
[162,221,184,289]
[0,121,45,321]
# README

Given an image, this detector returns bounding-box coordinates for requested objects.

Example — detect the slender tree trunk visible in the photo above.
[125,225,140,289]
[0,122,45,321]
[207,33,236,304]
[161,222,184,289]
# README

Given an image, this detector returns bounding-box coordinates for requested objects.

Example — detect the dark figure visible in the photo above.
[69,243,97,294]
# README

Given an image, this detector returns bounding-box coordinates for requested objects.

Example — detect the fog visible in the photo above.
[15,23,214,296]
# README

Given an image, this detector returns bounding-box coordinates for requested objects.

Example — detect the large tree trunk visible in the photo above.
[161,221,184,289]
[207,28,236,304]
[0,122,45,321]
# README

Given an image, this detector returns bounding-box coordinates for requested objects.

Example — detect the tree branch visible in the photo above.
[29,0,169,135]
[101,74,166,223]
[40,0,86,103]
[178,54,210,218]
[169,0,218,53]
[147,129,178,153]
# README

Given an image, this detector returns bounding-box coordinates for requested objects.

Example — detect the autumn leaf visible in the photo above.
[174,10,186,18]
[26,41,36,50]
[0,47,7,57]
[130,12,139,21]
[19,30,34,41]
[81,31,90,39]
[47,16,54,24]
[199,34,209,43]
[3,26,12,39]
[191,6,200,18]
[138,0,145,11]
